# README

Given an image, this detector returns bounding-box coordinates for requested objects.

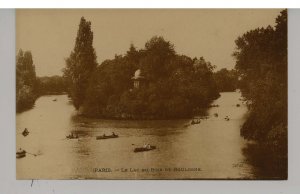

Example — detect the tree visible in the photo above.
[233,10,287,178]
[63,17,98,109]
[140,36,176,81]
[233,10,287,140]
[126,43,140,65]
[16,49,38,112]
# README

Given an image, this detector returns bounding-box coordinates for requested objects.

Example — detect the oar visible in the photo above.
[26,150,42,157]
[26,152,37,157]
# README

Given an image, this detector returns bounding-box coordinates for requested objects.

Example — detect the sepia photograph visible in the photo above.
[16,9,287,180]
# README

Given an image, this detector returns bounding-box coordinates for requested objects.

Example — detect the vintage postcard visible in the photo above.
[16,9,287,180]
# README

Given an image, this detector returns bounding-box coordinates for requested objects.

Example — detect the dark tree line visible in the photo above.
[233,10,287,178]
[36,76,67,95]
[63,18,220,119]
[213,68,238,92]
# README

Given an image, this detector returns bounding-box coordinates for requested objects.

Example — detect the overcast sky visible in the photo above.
[16,9,281,76]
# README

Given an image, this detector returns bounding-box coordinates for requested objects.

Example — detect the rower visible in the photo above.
[22,128,29,136]
[143,143,147,148]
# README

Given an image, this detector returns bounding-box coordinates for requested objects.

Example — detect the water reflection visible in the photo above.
[16,92,255,179]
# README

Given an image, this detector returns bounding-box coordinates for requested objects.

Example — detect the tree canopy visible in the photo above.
[81,36,219,119]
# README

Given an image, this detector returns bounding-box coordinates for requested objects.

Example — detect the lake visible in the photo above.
[16,91,255,179]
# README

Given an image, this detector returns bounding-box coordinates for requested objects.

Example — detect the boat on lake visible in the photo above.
[66,133,78,139]
[16,149,26,158]
[191,119,201,125]
[224,116,230,121]
[96,134,118,140]
[134,145,156,152]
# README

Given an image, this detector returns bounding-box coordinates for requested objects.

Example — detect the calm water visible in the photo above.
[16,92,255,179]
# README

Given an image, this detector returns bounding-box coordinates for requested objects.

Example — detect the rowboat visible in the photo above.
[134,146,156,152]
[96,134,118,140]
[16,150,26,158]
[66,134,78,139]
[191,119,201,125]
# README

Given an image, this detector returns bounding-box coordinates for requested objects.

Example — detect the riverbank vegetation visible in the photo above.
[16,49,67,112]
[63,17,220,119]
[233,10,287,179]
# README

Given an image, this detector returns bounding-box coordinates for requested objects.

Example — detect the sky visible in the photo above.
[16,9,282,77]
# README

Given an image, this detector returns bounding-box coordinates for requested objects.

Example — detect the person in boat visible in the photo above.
[103,133,106,137]
[147,144,151,149]
[22,128,29,136]
[68,132,75,138]
[24,128,29,133]
[143,143,147,148]
[112,132,116,136]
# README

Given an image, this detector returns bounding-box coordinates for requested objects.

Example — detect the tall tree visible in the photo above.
[63,17,98,109]
[16,49,38,112]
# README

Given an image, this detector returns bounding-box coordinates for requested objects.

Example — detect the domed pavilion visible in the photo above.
[131,69,146,89]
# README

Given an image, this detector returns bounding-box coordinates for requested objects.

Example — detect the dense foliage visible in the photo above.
[233,10,287,178]
[16,49,38,112]
[63,17,98,109]
[77,36,219,119]
[213,68,238,92]
[37,76,66,95]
